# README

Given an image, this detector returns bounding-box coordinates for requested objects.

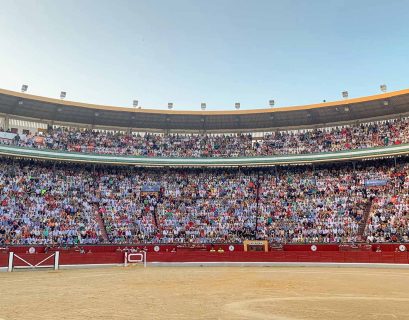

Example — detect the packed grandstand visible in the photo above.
[0,89,408,247]
[1,116,408,157]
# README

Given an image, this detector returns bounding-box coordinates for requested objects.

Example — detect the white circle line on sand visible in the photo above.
[224,296,409,320]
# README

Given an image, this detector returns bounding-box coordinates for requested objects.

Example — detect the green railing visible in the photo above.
[0,144,408,167]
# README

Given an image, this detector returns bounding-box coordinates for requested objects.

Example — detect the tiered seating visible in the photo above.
[95,173,158,243]
[0,159,408,245]
[0,161,102,245]
[156,171,258,243]
[2,116,409,157]
[365,179,409,243]
[257,167,368,243]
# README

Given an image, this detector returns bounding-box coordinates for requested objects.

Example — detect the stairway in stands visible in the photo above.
[141,194,159,228]
[153,191,163,228]
[357,198,374,240]
[152,205,159,228]
[94,208,109,242]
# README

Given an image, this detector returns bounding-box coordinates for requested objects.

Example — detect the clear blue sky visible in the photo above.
[0,0,408,110]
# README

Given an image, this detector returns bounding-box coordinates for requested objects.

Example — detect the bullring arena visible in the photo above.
[2,265,409,320]
[3,2,409,318]
[2,67,409,320]
[2,244,409,319]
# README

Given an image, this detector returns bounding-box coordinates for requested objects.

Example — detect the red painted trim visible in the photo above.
[1,250,409,268]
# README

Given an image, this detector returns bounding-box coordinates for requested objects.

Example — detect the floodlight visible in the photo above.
[133,100,138,108]
[269,100,275,107]
[380,84,387,92]
[235,103,240,110]
[21,85,28,93]
[168,103,173,110]
[201,103,206,110]
[60,91,66,99]
[342,91,348,99]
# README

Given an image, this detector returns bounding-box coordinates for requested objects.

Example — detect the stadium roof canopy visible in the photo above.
[0,88,409,132]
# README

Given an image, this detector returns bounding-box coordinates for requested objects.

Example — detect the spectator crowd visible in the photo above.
[0,158,408,245]
[1,116,409,158]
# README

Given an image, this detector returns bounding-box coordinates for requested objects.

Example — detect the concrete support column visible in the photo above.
[4,115,9,131]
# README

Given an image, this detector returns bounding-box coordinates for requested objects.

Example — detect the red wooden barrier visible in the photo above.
[1,245,408,268]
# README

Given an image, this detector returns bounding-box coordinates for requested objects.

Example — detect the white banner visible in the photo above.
[0,132,17,140]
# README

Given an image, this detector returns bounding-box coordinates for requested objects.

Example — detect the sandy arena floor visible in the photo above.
[1,266,409,320]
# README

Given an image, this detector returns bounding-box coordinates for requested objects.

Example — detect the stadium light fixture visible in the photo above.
[201,103,206,110]
[342,91,348,99]
[133,100,138,108]
[168,103,173,110]
[380,84,387,92]
[60,91,66,99]
[235,103,240,110]
[269,100,275,107]
[21,84,28,93]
